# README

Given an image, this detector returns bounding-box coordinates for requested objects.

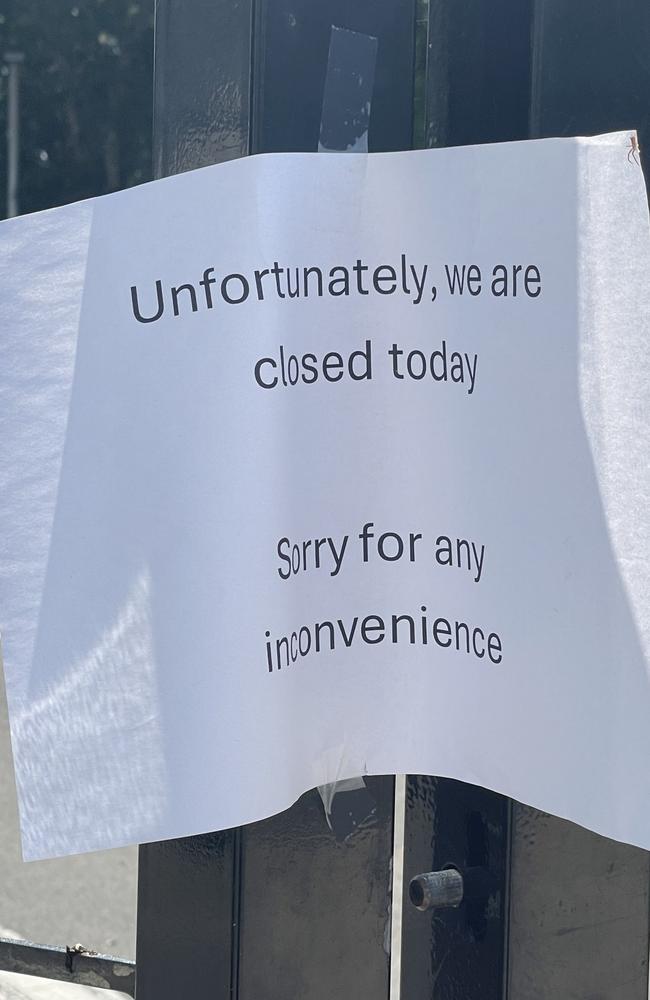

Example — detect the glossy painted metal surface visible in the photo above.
[153,0,253,175]
[137,789,396,1000]
[401,778,510,999]
[422,0,534,149]
[507,810,650,999]
[238,781,395,1000]
[529,0,650,147]
[136,831,236,998]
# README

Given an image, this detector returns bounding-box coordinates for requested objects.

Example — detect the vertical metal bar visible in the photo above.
[152,0,254,177]
[235,8,414,994]
[400,4,533,996]
[229,829,243,1000]
[389,774,407,1000]
[423,0,534,148]
[136,832,236,999]
[139,3,416,999]
[401,779,510,1000]
[4,52,23,219]
[137,4,254,996]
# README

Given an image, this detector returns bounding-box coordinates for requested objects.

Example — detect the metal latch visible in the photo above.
[409,866,497,912]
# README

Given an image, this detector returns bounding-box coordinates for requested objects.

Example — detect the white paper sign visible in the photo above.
[1,132,650,860]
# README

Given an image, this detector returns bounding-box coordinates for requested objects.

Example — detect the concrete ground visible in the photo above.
[0,674,137,998]
[0,970,132,1000]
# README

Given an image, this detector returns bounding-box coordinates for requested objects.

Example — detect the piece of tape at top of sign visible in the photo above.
[316,25,379,836]
[318,26,378,154]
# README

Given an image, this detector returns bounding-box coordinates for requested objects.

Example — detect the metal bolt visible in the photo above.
[409,868,464,911]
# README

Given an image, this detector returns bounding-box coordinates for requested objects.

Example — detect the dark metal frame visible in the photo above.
[11,2,650,998]
[0,2,523,996]
[139,3,522,999]
[139,5,416,1000]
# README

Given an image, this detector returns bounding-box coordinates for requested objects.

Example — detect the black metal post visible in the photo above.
[399,3,534,995]
[137,3,415,998]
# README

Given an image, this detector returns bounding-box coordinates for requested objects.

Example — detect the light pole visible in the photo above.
[4,51,24,219]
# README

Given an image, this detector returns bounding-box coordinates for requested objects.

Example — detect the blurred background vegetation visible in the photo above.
[0,0,154,220]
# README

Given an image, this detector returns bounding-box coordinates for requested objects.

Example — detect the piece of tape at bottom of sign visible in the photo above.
[314,735,377,841]
[316,25,379,833]
[318,776,377,840]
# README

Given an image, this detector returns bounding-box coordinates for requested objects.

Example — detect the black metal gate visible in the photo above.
[2,1,650,997]
[137,4,650,998]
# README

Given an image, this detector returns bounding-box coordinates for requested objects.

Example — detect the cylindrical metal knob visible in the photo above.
[409,868,464,911]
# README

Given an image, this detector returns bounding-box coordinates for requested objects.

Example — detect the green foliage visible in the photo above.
[0,0,154,218]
